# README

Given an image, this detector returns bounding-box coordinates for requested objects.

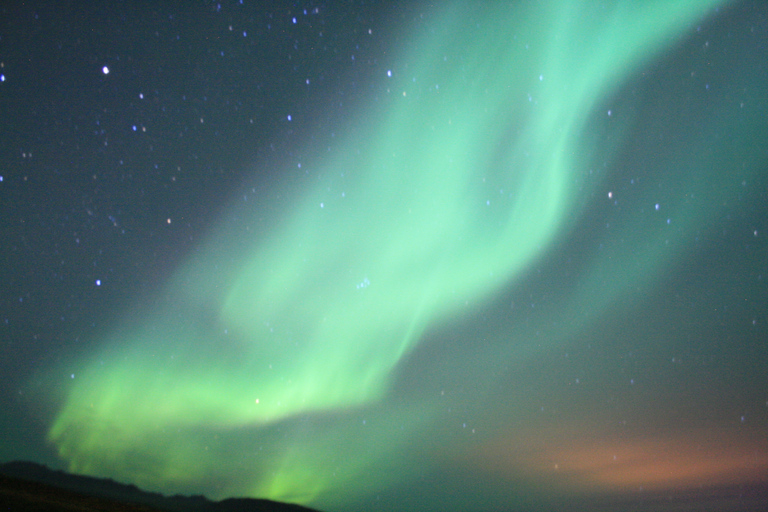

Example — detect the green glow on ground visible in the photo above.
[45,1,744,508]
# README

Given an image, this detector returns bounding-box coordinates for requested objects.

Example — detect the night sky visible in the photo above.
[1,2,767,511]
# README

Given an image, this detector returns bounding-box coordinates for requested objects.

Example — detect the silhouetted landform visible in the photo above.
[0,461,322,512]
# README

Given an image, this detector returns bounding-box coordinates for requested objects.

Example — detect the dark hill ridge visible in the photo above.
[0,461,322,512]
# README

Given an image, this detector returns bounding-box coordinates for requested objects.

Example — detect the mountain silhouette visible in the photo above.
[0,461,322,512]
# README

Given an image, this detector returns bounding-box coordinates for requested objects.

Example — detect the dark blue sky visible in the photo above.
[1,2,767,511]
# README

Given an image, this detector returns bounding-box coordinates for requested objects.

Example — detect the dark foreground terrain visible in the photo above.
[0,461,321,512]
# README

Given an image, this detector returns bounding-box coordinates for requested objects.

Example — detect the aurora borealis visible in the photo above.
[1,1,767,511]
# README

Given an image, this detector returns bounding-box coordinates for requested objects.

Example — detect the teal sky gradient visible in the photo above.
[29,2,768,511]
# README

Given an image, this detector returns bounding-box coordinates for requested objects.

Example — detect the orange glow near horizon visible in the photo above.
[472,426,768,495]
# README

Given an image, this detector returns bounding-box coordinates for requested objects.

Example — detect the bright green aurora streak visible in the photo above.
[45,0,750,509]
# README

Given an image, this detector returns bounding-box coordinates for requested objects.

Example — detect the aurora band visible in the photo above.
[45,0,737,507]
